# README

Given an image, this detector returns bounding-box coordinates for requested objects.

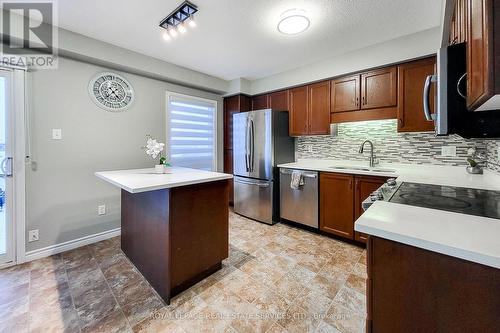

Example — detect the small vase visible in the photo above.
[154,165,164,174]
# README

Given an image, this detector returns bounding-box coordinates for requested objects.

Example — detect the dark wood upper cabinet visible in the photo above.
[223,95,250,150]
[269,90,289,110]
[288,86,309,136]
[331,75,360,112]
[361,67,398,110]
[320,173,354,239]
[308,81,331,135]
[450,0,468,44]
[466,0,500,111]
[397,57,436,132]
[251,94,269,110]
[354,176,388,243]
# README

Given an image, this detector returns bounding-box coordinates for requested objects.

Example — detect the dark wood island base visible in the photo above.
[120,179,229,304]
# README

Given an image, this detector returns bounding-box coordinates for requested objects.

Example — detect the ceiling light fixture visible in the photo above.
[277,9,310,35]
[159,1,198,41]
[162,31,171,41]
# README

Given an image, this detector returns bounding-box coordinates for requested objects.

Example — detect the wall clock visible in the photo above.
[88,72,135,112]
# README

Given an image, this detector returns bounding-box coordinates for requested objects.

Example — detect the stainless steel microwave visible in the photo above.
[423,43,500,138]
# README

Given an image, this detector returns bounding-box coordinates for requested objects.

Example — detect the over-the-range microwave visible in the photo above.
[423,43,500,138]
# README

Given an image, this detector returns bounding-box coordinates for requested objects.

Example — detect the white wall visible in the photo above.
[249,27,441,95]
[26,57,223,252]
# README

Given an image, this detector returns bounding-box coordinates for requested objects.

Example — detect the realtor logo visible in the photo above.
[1,1,58,69]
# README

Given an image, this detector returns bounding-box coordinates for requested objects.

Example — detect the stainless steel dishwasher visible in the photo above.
[279,168,319,228]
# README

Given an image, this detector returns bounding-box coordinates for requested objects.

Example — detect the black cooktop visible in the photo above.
[389,182,500,220]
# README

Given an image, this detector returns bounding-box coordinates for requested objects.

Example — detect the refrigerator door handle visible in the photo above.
[245,119,250,172]
[250,119,255,172]
[234,178,270,188]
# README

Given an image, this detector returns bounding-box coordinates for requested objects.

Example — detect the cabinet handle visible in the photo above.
[355,96,359,107]
[398,118,404,128]
[362,96,365,105]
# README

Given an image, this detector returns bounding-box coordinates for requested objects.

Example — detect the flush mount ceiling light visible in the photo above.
[159,1,198,41]
[277,9,310,35]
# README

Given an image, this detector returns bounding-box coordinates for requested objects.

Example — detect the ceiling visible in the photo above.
[57,0,443,81]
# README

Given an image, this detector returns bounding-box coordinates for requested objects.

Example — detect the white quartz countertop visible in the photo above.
[95,167,233,193]
[278,159,500,269]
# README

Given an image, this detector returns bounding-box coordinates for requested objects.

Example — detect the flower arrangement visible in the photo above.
[143,135,171,169]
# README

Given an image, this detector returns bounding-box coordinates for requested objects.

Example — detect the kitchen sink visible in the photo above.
[329,165,397,173]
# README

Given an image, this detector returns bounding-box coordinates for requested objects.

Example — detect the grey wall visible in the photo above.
[26,57,223,252]
[297,119,500,171]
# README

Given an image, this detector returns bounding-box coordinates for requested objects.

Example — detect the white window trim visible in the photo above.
[165,91,218,171]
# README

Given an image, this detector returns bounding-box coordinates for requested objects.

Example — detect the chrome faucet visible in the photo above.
[359,140,377,167]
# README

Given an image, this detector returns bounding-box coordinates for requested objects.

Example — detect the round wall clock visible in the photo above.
[88,72,135,112]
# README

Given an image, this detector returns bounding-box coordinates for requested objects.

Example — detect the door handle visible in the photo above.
[250,120,255,172]
[457,73,467,99]
[423,75,437,121]
[245,119,250,172]
[1,157,13,177]
[235,178,269,187]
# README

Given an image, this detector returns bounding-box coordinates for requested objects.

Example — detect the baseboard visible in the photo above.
[24,227,121,262]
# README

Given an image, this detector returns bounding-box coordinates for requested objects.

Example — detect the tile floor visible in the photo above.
[0,210,367,333]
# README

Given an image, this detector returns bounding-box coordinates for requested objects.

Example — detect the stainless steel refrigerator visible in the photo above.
[232,109,294,224]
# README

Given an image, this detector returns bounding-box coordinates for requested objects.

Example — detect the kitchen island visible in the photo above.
[95,167,232,304]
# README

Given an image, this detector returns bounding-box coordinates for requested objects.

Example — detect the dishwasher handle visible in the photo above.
[279,169,317,178]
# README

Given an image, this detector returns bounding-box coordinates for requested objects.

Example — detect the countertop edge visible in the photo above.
[355,222,500,269]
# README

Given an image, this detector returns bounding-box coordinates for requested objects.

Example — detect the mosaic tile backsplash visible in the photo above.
[296,119,500,172]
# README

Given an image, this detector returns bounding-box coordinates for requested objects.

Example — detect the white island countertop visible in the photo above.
[278,159,500,269]
[96,167,233,193]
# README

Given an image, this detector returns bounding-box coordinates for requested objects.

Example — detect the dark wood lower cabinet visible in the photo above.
[320,173,354,239]
[121,180,229,304]
[367,236,500,333]
[354,176,388,243]
[320,172,387,243]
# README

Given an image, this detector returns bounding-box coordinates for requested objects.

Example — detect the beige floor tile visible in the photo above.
[323,303,365,333]
[333,287,366,315]
[345,274,366,295]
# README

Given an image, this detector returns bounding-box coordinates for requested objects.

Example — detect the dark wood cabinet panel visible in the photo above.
[223,95,251,150]
[288,86,309,136]
[251,94,269,110]
[331,75,360,112]
[308,81,331,135]
[320,173,354,239]
[466,0,499,111]
[397,57,436,132]
[269,90,289,110]
[354,176,388,243]
[368,236,500,332]
[361,67,398,110]
[223,149,234,205]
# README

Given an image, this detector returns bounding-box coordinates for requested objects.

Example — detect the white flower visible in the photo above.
[145,137,165,159]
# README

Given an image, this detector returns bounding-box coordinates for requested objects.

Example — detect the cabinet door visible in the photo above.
[466,0,494,110]
[354,176,388,243]
[252,94,269,110]
[223,97,239,150]
[223,149,234,205]
[308,81,331,135]
[397,57,436,132]
[361,67,398,109]
[331,75,360,112]
[269,90,288,110]
[320,173,354,239]
[288,86,309,136]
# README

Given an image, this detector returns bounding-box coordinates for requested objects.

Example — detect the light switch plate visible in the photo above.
[52,129,62,140]
[98,204,106,215]
[441,146,457,157]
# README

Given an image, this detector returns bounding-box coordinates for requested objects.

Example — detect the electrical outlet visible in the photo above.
[441,146,457,157]
[28,229,39,242]
[98,204,106,215]
[52,129,62,140]
[497,143,500,161]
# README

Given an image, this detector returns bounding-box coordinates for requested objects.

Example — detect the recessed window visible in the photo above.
[166,92,217,171]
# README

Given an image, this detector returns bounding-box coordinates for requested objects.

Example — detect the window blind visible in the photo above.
[167,93,217,171]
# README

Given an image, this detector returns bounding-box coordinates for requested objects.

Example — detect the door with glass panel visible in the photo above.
[0,69,13,265]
